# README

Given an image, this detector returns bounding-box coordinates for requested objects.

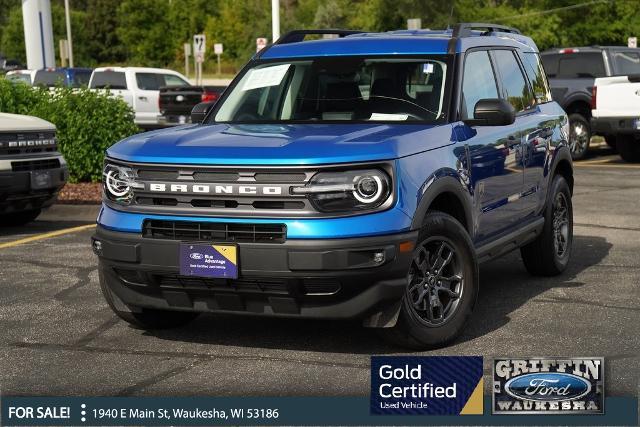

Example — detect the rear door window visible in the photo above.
[461,50,499,119]
[611,51,640,75]
[90,71,127,89]
[492,49,535,113]
[136,73,189,90]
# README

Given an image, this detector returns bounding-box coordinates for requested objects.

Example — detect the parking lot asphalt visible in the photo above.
[0,147,638,399]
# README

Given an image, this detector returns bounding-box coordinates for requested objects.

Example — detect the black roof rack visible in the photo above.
[452,23,521,38]
[274,29,363,45]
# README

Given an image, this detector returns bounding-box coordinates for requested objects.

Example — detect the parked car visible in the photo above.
[5,69,35,85]
[158,85,226,125]
[92,25,573,349]
[540,46,640,159]
[89,67,191,129]
[0,113,68,225]
[591,74,640,162]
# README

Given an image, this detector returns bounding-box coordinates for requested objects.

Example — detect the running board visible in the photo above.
[475,217,545,264]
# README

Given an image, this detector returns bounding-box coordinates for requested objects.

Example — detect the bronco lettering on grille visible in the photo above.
[147,182,284,196]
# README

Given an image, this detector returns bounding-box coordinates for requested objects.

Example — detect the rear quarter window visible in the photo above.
[90,71,127,89]
[521,52,552,104]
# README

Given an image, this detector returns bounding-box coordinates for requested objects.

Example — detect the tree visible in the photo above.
[116,0,174,67]
[84,0,126,65]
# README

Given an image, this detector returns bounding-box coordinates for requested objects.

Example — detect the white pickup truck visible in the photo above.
[88,67,191,129]
[591,74,640,162]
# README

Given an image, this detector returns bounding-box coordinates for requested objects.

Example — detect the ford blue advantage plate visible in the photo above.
[179,244,238,279]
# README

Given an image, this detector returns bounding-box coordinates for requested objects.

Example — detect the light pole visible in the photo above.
[271,0,280,43]
[64,0,74,67]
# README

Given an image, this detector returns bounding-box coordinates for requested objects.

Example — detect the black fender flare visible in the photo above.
[561,93,592,117]
[410,175,474,233]
[549,146,573,182]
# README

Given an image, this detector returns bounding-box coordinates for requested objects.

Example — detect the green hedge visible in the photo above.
[0,80,139,182]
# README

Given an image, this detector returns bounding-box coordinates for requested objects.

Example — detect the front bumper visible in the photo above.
[0,162,68,214]
[93,225,418,320]
[591,116,640,136]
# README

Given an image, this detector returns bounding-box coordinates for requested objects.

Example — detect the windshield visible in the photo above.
[213,56,449,123]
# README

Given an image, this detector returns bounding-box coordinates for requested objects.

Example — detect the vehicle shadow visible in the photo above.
[0,220,94,238]
[144,234,611,354]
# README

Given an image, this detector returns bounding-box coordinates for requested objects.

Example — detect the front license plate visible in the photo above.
[179,243,238,279]
[31,170,52,190]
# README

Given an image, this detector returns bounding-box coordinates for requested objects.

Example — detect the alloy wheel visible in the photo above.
[570,121,589,157]
[406,237,464,326]
[552,192,570,258]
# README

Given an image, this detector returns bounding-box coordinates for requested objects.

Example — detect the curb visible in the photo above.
[41,204,100,223]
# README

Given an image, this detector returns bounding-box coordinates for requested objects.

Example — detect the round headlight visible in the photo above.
[353,175,384,203]
[103,164,137,204]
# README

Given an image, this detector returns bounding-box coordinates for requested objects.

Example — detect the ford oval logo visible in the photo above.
[189,252,203,260]
[504,373,591,402]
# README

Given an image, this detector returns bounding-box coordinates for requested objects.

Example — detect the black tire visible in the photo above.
[617,135,640,163]
[379,211,478,350]
[604,135,617,151]
[568,113,591,160]
[99,271,199,329]
[520,175,573,276]
[0,209,41,226]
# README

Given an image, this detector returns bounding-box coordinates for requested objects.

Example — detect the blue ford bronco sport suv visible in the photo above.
[93,24,574,349]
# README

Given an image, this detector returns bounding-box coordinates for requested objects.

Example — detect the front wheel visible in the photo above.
[520,175,573,276]
[568,113,591,160]
[379,212,478,349]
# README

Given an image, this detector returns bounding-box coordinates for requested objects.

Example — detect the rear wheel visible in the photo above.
[521,175,573,276]
[0,209,41,226]
[617,135,640,162]
[99,271,199,329]
[568,113,591,160]
[379,212,478,349]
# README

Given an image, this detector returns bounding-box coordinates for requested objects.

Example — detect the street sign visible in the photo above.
[629,37,637,48]
[214,43,224,55]
[193,34,206,55]
[184,43,191,56]
[256,37,268,52]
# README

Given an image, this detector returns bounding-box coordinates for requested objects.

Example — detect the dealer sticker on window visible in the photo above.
[179,244,238,279]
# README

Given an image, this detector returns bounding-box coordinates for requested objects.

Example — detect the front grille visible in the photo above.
[12,158,60,172]
[0,132,57,156]
[111,163,318,217]
[143,219,287,243]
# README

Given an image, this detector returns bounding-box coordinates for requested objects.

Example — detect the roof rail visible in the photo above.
[274,29,363,45]
[452,23,521,38]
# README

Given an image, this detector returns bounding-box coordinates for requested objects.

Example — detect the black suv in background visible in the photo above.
[540,46,640,159]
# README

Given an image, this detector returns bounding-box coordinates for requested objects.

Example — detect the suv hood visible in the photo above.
[107,123,454,165]
[0,113,55,132]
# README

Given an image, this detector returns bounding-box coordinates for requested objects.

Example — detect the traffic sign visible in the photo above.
[193,34,206,55]
[629,37,637,48]
[256,37,268,52]
[214,43,224,55]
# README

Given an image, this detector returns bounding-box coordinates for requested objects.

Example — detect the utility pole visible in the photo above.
[64,0,73,67]
[271,0,280,42]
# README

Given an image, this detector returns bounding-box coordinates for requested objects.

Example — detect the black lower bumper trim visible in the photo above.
[591,117,640,136]
[94,225,418,319]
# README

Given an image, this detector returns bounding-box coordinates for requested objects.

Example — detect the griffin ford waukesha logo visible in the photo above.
[189,253,204,260]
[493,358,604,414]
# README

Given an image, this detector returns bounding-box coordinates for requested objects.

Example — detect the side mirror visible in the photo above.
[464,98,516,127]
[191,101,216,124]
